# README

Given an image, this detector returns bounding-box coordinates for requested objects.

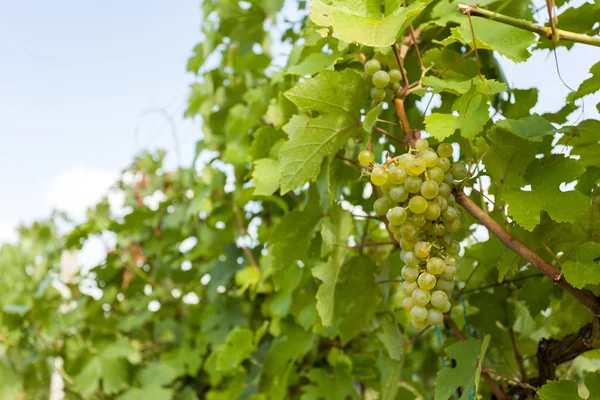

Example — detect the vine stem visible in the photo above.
[458,4,600,47]
[454,188,600,314]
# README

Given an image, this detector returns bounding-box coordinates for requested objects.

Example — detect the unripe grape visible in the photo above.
[409,196,428,214]
[412,319,428,329]
[437,157,451,172]
[424,202,441,220]
[384,89,394,102]
[388,165,408,184]
[407,158,427,176]
[402,296,416,311]
[381,181,393,197]
[438,182,452,198]
[364,59,381,75]
[358,150,375,167]
[418,272,437,290]
[388,69,402,83]
[390,185,409,202]
[371,87,386,102]
[399,221,419,240]
[414,241,431,259]
[420,150,439,168]
[388,223,402,234]
[404,176,422,193]
[420,220,432,233]
[374,197,393,215]
[387,206,407,225]
[428,166,445,184]
[427,257,446,275]
[445,255,459,266]
[436,279,454,294]
[427,308,444,325]
[438,300,452,313]
[443,172,454,186]
[411,305,428,322]
[372,70,390,88]
[446,218,462,233]
[437,143,454,158]
[447,240,461,255]
[451,161,468,180]
[400,237,416,252]
[447,193,456,205]
[415,138,429,151]
[404,251,419,266]
[441,265,457,280]
[397,153,414,168]
[434,195,448,211]
[421,180,439,199]
[431,223,446,237]
[442,206,459,222]
[430,290,449,309]
[391,82,402,92]
[401,266,420,282]
[412,288,431,307]
[371,167,389,186]
[441,233,453,247]
[401,280,418,296]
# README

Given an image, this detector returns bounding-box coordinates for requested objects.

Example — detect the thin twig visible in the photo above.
[392,43,410,91]
[407,325,431,345]
[455,262,483,299]
[373,126,405,144]
[509,328,528,382]
[483,369,537,392]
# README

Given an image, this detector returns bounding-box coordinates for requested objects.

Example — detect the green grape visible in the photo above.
[393,232,402,243]
[410,212,427,227]
[391,82,402,92]
[424,202,441,220]
[384,89,394,102]
[427,257,446,275]
[437,143,454,158]
[445,255,459,266]
[404,251,419,266]
[431,223,446,236]
[437,157,451,172]
[428,166,445,184]
[371,87,386,102]
[390,185,409,202]
[364,59,381,75]
[421,180,439,199]
[443,172,454,186]
[358,150,375,167]
[441,265,456,280]
[411,306,428,322]
[381,181,393,197]
[407,158,427,176]
[442,206,459,222]
[447,193,456,205]
[451,161,468,180]
[401,265,420,282]
[414,241,431,259]
[427,308,444,325]
[430,290,449,309]
[418,272,437,290]
[401,280,418,296]
[388,69,402,83]
[399,221,419,240]
[388,165,408,184]
[374,197,392,215]
[436,279,454,294]
[412,289,431,307]
[404,176,422,193]
[438,300,452,313]
[441,233,453,247]
[415,138,429,151]
[420,149,439,168]
[409,196,428,214]
[402,296,416,311]
[412,319,428,329]
[438,182,452,198]
[447,240,461,256]
[372,70,390,88]
[434,196,448,211]
[387,206,407,225]
[371,167,389,186]
[446,218,461,233]
[400,237,416,251]
[388,223,402,234]
[420,221,433,233]
[397,153,414,168]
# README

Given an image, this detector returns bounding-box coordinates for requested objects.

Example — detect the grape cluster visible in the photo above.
[363,58,402,103]
[358,138,468,329]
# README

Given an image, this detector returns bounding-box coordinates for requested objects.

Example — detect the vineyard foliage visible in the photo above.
[2,0,600,399]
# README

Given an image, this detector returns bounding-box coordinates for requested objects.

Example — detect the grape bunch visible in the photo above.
[363,57,403,103]
[358,139,468,329]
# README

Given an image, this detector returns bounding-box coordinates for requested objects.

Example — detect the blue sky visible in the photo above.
[0,1,598,243]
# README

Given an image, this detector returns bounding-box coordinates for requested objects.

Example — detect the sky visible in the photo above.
[0,1,599,244]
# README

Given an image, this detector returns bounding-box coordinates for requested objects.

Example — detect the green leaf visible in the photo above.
[537,379,579,400]
[474,335,490,397]
[116,386,173,400]
[585,372,600,396]
[310,0,431,47]
[434,338,481,400]
[73,357,102,395]
[496,114,557,142]
[377,315,405,361]
[425,113,459,141]
[287,52,342,76]
[138,363,178,387]
[422,76,471,95]
[252,159,281,196]
[562,242,600,289]
[503,88,538,119]
[363,103,382,133]
[216,327,255,371]
[561,120,600,168]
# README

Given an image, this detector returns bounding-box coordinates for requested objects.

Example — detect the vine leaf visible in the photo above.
[434,338,481,400]
[537,379,579,399]
[562,242,600,289]
[497,114,558,142]
[252,158,280,196]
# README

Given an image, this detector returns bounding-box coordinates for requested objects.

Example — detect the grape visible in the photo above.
[443,172,454,186]
[414,241,431,259]
[441,233,453,247]
[428,167,445,184]
[418,272,437,290]
[358,150,375,166]
[388,165,408,184]
[372,70,390,88]
[438,182,451,198]
[390,185,409,202]
[388,223,402,234]
[412,319,428,329]
[430,290,449,309]
[437,157,451,172]
[412,289,431,307]
[446,218,461,233]
[447,240,461,256]
[397,153,414,168]
[387,206,407,225]
[415,138,429,151]
[364,59,381,75]
[447,193,456,205]
[371,87,386,102]
[427,308,444,325]
[381,182,393,197]
[402,296,416,311]
[391,82,402,92]
[438,300,452,313]
[451,161,468,180]
[401,280,418,296]
[371,167,389,186]
[411,306,428,322]
[409,196,428,214]
[374,197,392,215]
[420,150,439,168]
[421,180,439,199]
[440,265,456,280]
[407,158,427,176]
[401,266,420,282]
[404,176,422,193]
[436,279,454,294]
[424,202,441,220]
[445,255,459,266]
[434,196,448,211]
[431,223,446,236]
[404,251,419,266]
[400,237,416,251]
[420,220,432,233]
[410,213,427,227]
[437,143,454,158]
[427,257,446,275]
[384,89,394,102]
[389,69,402,83]
[442,206,459,222]
[399,221,419,240]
